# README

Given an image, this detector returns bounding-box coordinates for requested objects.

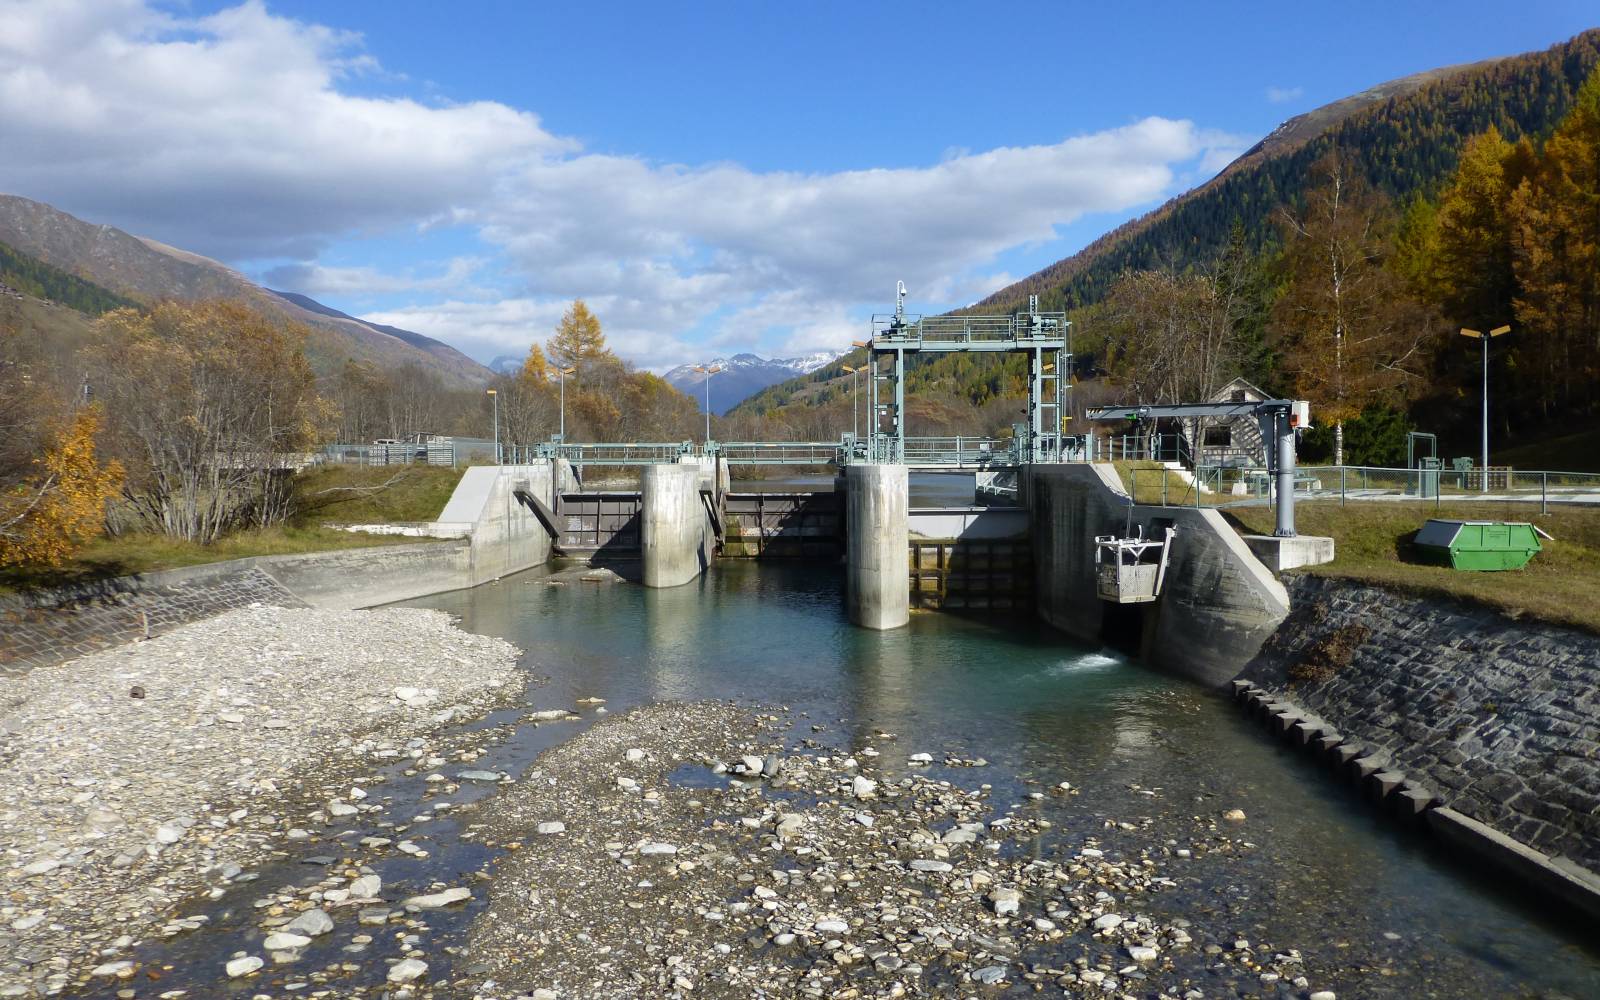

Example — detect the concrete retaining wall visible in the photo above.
[1024,464,1288,686]
[845,464,909,630]
[1239,575,1600,877]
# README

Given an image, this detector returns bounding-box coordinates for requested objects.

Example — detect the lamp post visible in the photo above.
[691,364,721,443]
[556,366,576,441]
[841,365,860,439]
[1459,325,1511,492]
[486,388,499,464]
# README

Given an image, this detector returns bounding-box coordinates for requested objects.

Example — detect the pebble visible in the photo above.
[402,887,471,909]
[537,821,567,835]
[852,775,878,799]
[224,956,263,978]
[284,908,334,936]
[263,931,312,950]
[386,958,428,983]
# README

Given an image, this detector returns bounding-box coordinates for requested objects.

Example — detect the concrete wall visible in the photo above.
[1240,574,1600,876]
[259,541,473,610]
[1025,464,1288,686]
[463,463,559,585]
[641,464,711,588]
[846,464,909,630]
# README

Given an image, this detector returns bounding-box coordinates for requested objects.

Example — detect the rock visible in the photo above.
[348,874,382,899]
[1309,993,1337,1000]
[225,956,263,978]
[1222,808,1247,822]
[973,965,1008,984]
[813,918,849,935]
[851,775,877,799]
[11,914,45,931]
[20,858,60,877]
[910,860,952,873]
[327,801,359,817]
[403,887,471,909]
[989,887,1022,916]
[387,958,428,983]
[1128,945,1159,962]
[536,821,566,835]
[284,908,334,936]
[639,842,678,856]
[739,755,765,775]
[530,991,558,1000]
[154,823,185,844]
[625,748,646,762]
[90,961,133,977]
[616,777,639,791]
[1093,914,1124,931]
[761,754,783,777]
[908,752,933,764]
[775,814,806,840]
[457,770,503,782]
[528,710,571,721]
[393,686,420,701]
[263,931,312,950]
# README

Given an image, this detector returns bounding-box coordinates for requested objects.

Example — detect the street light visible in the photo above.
[556,366,576,441]
[691,364,722,443]
[485,388,499,464]
[841,365,860,439]
[1459,324,1511,492]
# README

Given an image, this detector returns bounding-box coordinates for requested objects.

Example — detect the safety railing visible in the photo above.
[869,311,1067,349]
[715,441,842,465]
[901,436,1012,467]
[1121,463,1600,513]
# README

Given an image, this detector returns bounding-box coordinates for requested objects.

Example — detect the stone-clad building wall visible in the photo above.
[1239,575,1600,874]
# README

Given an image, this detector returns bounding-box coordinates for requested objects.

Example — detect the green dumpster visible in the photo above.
[1413,519,1542,571]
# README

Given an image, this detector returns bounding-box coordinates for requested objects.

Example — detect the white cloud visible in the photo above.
[1266,85,1305,104]
[264,257,488,298]
[0,0,1255,369]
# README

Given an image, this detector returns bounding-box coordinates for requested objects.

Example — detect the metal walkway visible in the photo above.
[533,435,1021,469]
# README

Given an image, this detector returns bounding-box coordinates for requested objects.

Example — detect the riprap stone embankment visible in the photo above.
[1239,575,1600,875]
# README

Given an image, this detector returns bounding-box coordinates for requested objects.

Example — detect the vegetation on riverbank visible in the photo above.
[0,464,467,594]
[1227,502,1600,633]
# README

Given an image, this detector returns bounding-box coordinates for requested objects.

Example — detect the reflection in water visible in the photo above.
[399,559,1600,996]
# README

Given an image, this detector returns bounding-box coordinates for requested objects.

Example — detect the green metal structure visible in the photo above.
[1413,519,1542,571]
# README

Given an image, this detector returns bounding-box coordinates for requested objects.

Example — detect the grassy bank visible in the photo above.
[1,464,468,594]
[1226,501,1600,633]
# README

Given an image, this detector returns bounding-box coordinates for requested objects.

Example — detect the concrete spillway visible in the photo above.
[845,464,910,630]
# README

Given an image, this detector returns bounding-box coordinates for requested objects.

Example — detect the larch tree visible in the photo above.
[1271,152,1436,465]
[1509,67,1600,419]
[548,300,615,374]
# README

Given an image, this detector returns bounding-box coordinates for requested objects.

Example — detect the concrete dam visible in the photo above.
[427,452,1304,687]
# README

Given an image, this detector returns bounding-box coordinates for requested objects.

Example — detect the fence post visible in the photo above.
[1542,472,1548,514]
[1340,466,1346,507]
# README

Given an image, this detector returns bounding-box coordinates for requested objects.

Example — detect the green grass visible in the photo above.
[290,464,466,525]
[1226,501,1600,633]
[1,464,470,595]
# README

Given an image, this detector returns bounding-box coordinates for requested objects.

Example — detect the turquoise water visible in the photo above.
[410,558,1599,997]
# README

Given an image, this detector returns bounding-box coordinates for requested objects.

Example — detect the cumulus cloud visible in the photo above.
[0,0,1254,368]
[1266,85,1305,104]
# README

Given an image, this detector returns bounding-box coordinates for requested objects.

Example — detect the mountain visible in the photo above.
[664,351,840,413]
[0,194,493,388]
[488,354,524,375]
[732,28,1600,427]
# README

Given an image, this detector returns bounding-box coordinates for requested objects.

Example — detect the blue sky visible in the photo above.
[2,1,1595,369]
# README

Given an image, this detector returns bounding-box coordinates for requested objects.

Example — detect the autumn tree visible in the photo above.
[520,343,550,383]
[1433,126,1530,328]
[548,300,615,374]
[89,301,330,543]
[0,408,123,567]
[1270,152,1437,464]
[1509,67,1600,420]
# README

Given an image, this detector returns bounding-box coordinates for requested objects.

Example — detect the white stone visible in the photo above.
[225,956,263,978]
[536,821,566,835]
[908,753,933,764]
[402,887,471,909]
[989,887,1022,916]
[348,874,382,899]
[90,961,133,977]
[1093,914,1124,931]
[813,918,848,935]
[851,775,877,799]
[625,748,646,762]
[387,958,428,983]
[284,908,334,936]
[639,842,678,856]
[1128,945,1159,962]
[263,932,311,950]
[154,824,185,844]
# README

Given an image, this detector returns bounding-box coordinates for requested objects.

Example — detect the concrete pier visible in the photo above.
[846,464,909,630]
[641,464,710,588]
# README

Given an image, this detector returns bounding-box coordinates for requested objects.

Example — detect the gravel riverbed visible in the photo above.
[0,605,521,997]
[461,702,1336,1000]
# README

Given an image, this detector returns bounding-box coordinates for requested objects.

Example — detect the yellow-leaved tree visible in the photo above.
[0,408,123,568]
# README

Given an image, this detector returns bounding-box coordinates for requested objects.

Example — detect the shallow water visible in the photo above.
[109,515,1600,996]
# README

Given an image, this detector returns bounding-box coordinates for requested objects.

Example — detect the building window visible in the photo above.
[1204,426,1232,447]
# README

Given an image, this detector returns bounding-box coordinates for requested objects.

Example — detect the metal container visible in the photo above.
[1413,519,1542,571]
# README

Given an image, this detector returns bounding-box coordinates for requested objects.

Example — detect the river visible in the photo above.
[99,474,1599,997]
